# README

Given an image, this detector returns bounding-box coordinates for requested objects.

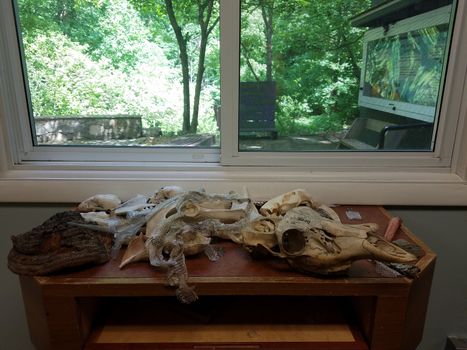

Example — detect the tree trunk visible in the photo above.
[191,34,207,133]
[165,0,191,133]
[191,0,218,134]
[260,0,274,81]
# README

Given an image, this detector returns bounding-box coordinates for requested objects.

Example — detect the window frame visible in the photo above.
[1,0,221,164]
[0,0,466,205]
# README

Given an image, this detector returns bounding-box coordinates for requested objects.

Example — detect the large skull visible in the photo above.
[260,206,416,275]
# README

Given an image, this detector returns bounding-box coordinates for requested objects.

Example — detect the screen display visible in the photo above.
[363,23,449,108]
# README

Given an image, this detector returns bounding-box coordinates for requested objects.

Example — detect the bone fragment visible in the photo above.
[145,200,179,238]
[77,194,122,212]
[316,204,341,222]
[180,201,246,224]
[119,234,148,268]
[260,189,317,216]
[321,221,373,238]
[150,186,185,204]
[363,234,417,263]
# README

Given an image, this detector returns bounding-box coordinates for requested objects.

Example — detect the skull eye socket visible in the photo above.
[282,229,306,255]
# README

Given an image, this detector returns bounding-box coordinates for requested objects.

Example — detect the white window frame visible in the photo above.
[0,0,466,205]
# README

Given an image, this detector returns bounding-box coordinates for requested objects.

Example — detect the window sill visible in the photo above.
[1,164,466,205]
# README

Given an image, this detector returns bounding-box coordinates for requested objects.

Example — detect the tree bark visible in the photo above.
[191,0,217,133]
[260,0,274,81]
[165,0,191,133]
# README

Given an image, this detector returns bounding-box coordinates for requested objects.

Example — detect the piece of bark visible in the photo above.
[8,211,113,275]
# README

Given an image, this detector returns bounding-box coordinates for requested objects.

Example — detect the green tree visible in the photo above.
[133,0,219,133]
[241,0,370,135]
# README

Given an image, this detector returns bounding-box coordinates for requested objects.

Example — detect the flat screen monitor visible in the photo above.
[359,5,452,122]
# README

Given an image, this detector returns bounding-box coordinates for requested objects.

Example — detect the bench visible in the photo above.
[340,117,433,150]
[239,81,278,139]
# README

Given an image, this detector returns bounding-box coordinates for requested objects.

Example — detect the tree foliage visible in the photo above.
[18,0,371,137]
[241,0,370,135]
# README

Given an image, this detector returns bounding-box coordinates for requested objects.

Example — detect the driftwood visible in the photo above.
[8,211,113,275]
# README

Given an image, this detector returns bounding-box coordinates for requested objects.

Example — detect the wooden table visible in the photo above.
[18,206,435,350]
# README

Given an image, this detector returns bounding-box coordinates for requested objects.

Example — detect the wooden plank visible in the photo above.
[42,296,85,350]
[19,276,50,350]
[370,296,409,350]
[400,259,436,350]
[90,324,355,344]
[85,295,368,350]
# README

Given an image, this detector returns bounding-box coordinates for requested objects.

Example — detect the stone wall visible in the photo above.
[34,115,142,143]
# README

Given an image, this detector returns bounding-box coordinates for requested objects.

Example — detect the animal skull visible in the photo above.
[260,189,316,216]
[260,206,416,275]
[150,186,185,204]
[77,194,121,212]
[142,190,257,303]
[240,217,281,252]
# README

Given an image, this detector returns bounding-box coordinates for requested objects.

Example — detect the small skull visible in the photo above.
[260,189,316,216]
[77,194,121,212]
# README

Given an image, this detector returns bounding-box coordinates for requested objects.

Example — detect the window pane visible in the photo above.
[16,0,219,148]
[239,0,454,152]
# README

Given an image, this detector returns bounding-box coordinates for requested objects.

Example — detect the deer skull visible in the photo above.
[240,217,281,252]
[260,206,416,275]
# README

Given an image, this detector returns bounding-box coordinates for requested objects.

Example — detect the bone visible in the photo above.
[179,225,212,256]
[114,203,156,217]
[321,221,372,238]
[264,206,417,275]
[78,194,122,212]
[259,189,317,216]
[119,234,148,268]
[180,201,246,224]
[145,201,179,238]
[150,186,185,204]
[363,234,417,263]
[241,217,280,251]
[316,204,341,222]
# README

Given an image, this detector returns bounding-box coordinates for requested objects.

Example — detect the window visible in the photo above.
[16,0,220,151]
[1,0,466,204]
[235,1,452,153]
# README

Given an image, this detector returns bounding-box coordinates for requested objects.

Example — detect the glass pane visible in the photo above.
[16,0,220,148]
[239,0,454,152]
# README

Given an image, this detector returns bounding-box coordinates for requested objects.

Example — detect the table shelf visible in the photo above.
[18,206,435,350]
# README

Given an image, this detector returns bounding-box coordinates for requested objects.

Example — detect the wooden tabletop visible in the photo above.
[30,205,435,298]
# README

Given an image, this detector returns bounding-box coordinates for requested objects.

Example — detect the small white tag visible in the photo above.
[346,210,362,220]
